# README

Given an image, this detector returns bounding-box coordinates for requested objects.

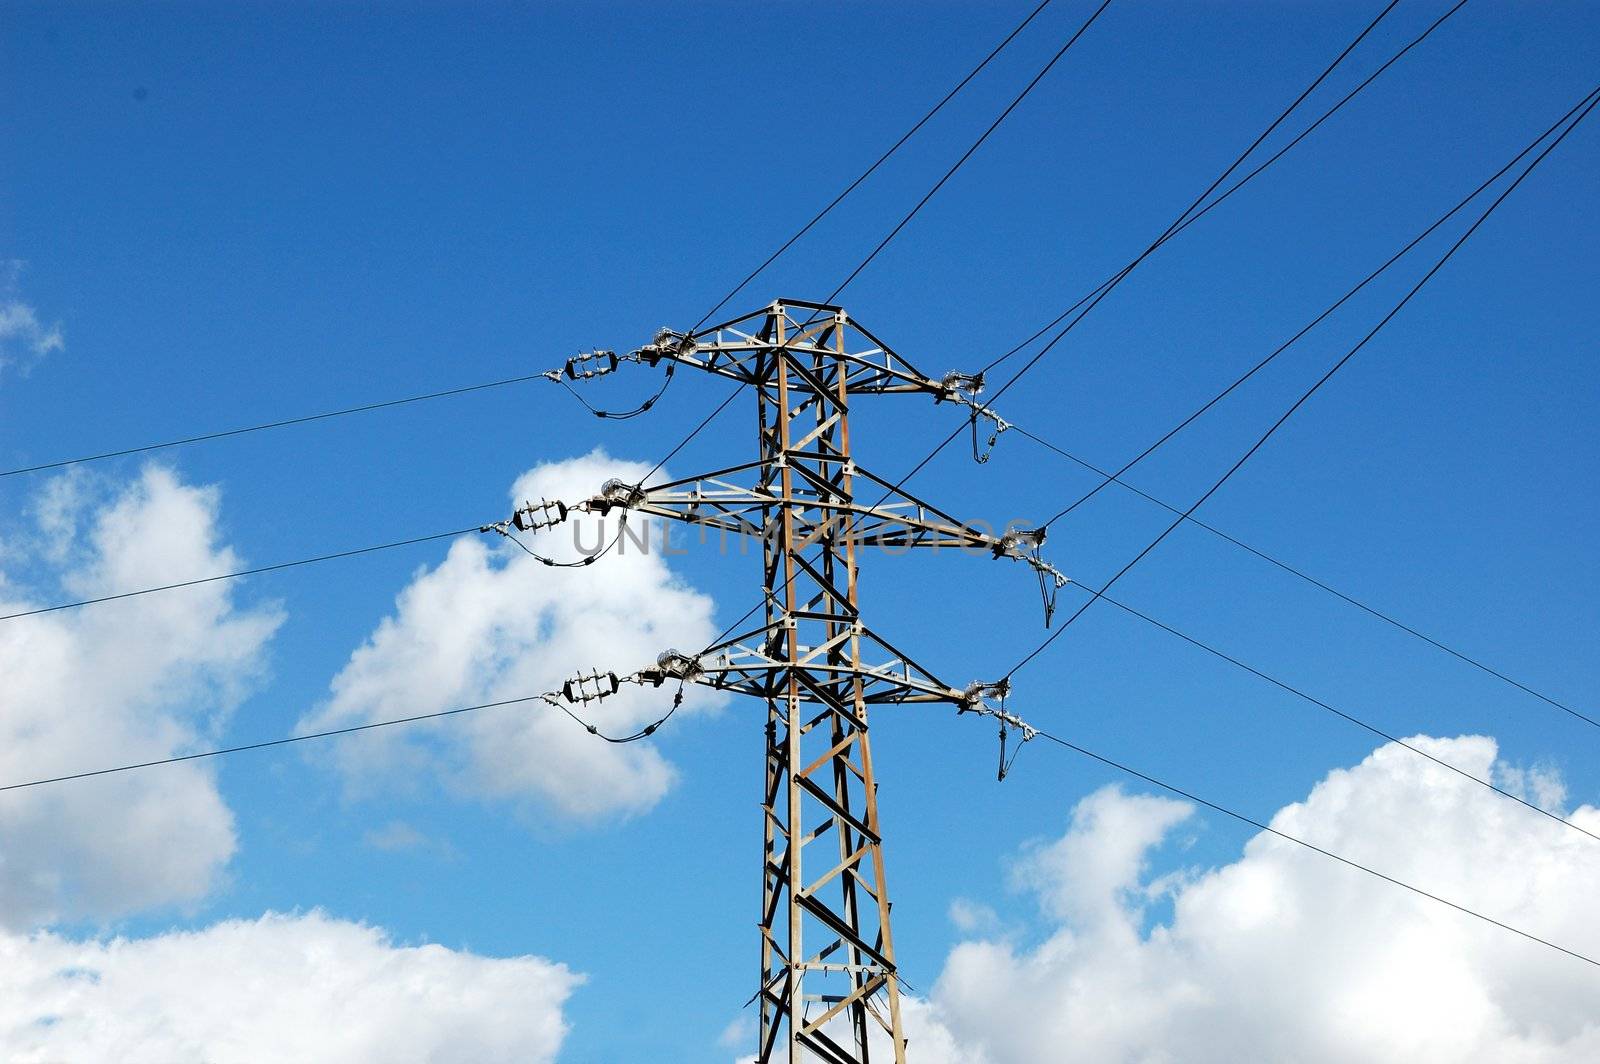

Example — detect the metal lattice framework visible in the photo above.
[525,300,1057,1063]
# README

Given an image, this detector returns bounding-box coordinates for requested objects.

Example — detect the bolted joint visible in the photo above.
[654,648,705,682]
[959,678,1012,713]
[635,326,697,365]
[583,478,647,516]
[993,525,1047,560]
[939,370,986,399]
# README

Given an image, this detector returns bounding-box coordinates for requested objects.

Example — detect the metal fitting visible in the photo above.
[563,349,620,380]
[512,498,570,533]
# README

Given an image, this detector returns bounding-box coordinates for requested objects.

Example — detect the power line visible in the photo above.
[0,682,680,795]
[624,3,1112,502]
[0,527,479,624]
[820,0,1116,306]
[0,2,1059,486]
[1009,423,1599,731]
[0,388,730,626]
[848,0,1438,522]
[694,6,1473,746]
[1005,83,1600,680]
[9,637,1593,975]
[944,84,1600,732]
[1028,728,1600,969]
[0,694,551,793]
[979,0,1462,377]
[1034,79,1600,532]
[690,0,1061,332]
[657,0,1113,557]
[1078,584,1600,845]
[640,385,742,485]
[0,373,555,481]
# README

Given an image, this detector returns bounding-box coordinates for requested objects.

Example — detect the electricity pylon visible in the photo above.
[515,299,1057,1063]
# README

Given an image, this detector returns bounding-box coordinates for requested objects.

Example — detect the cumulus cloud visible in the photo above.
[0,466,282,927]
[0,262,63,383]
[301,449,723,822]
[907,735,1600,1063]
[0,910,579,1063]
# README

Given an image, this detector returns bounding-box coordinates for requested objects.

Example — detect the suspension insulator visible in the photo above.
[512,498,569,532]
[563,669,621,705]
[563,349,620,380]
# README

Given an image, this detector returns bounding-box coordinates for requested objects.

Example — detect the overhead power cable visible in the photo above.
[979,0,1461,378]
[0,678,683,795]
[1009,423,1600,731]
[1072,583,1600,845]
[689,0,1428,661]
[690,0,1061,332]
[851,0,1442,520]
[1005,84,1600,680]
[1027,728,1600,969]
[7,661,1593,973]
[0,374,556,482]
[0,527,481,624]
[818,0,1116,306]
[659,0,1114,497]
[0,1,1057,485]
[622,2,1108,487]
[939,83,1600,733]
[0,694,554,793]
[1034,78,1600,532]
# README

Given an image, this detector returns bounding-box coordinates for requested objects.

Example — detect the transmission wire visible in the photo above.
[690,0,1062,332]
[1008,422,1599,731]
[819,0,1116,307]
[1036,80,1600,532]
[1027,728,1600,968]
[845,0,1443,544]
[1005,86,1600,680]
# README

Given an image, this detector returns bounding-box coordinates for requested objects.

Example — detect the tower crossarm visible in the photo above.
[509,461,1071,589]
[632,624,1011,719]
[631,298,991,403]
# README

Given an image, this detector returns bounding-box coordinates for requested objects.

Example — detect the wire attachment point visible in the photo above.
[939,370,986,398]
[958,680,1036,782]
[648,649,705,684]
[946,391,1011,464]
[993,526,1071,626]
[637,327,698,365]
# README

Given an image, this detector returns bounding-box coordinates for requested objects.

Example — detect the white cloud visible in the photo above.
[301,449,723,822]
[947,898,1000,935]
[0,466,282,928]
[0,910,579,1063]
[0,262,63,383]
[362,819,429,853]
[906,735,1600,1063]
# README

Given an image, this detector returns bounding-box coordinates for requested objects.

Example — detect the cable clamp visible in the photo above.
[578,479,649,517]
[993,525,1070,625]
[938,369,986,400]
[957,680,1035,781]
[651,649,705,683]
[944,390,1011,464]
[634,326,697,366]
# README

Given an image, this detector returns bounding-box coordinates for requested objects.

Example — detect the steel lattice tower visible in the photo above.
[527,300,1054,1063]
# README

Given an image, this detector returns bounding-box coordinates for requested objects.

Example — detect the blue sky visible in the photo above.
[2,2,1598,1061]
